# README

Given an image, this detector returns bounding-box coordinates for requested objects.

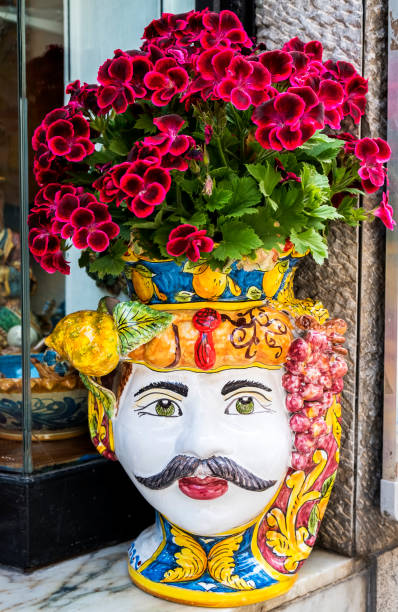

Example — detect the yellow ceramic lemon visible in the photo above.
[45,310,120,377]
[131,264,166,304]
[262,259,290,298]
[191,264,241,300]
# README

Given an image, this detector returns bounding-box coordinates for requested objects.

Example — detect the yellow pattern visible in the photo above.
[161,525,207,583]
[88,392,115,455]
[262,259,289,297]
[326,396,342,462]
[276,271,329,324]
[207,534,254,591]
[131,264,167,303]
[265,450,327,573]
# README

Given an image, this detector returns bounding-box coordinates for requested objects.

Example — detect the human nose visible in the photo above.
[175,403,233,459]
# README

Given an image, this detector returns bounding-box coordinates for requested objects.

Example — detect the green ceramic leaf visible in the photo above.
[308,503,320,536]
[113,301,172,356]
[321,472,337,499]
[175,291,195,303]
[80,373,116,419]
[246,286,263,300]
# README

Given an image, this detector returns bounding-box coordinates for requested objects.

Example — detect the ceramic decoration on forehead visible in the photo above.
[30,6,393,609]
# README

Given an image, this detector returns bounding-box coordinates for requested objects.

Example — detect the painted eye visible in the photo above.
[235,397,255,415]
[136,397,183,418]
[155,399,177,417]
[224,391,273,415]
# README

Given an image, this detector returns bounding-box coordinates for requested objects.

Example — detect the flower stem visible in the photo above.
[216,135,228,167]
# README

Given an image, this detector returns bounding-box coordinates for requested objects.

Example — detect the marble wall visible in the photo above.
[256,0,398,556]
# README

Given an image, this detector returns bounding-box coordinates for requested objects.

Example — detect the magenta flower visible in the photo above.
[283,37,323,61]
[374,191,395,230]
[190,48,233,100]
[97,51,152,114]
[93,162,132,205]
[258,50,293,83]
[119,161,171,217]
[217,55,271,110]
[66,80,100,114]
[145,114,190,155]
[166,224,214,261]
[144,58,189,106]
[200,10,252,50]
[355,137,391,193]
[68,203,120,252]
[28,218,60,258]
[46,113,94,162]
[253,87,324,151]
[323,60,368,124]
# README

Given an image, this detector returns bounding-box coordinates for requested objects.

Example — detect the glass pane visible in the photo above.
[64,0,195,313]
[0,2,23,471]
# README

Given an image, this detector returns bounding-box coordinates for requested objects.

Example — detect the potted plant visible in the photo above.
[29,8,392,607]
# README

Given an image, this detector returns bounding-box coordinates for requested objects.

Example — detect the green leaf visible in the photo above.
[134,114,157,134]
[183,211,208,227]
[321,472,337,499]
[213,220,263,261]
[246,162,281,197]
[246,286,263,300]
[229,176,262,208]
[308,503,320,536]
[89,255,126,279]
[112,301,173,356]
[108,137,129,156]
[299,132,344,162]
[290,228,328,264]
[174,290,195,303]
[304,204,342,220]
[206,188,233,211]
[80,373,116,419]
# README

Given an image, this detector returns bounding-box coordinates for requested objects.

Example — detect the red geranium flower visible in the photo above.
[200,10,252,50]
[253,87,324,151]
[166,224,214,261]
[354,137,391,193]
[97,50,152,114]
[374,191,395,230]
[46,113,94,162]
[66,80,100,114]
[69,202,120,252]
[258,50,293,83]
[145,114,191,155]
[119,160,171,217]
[283,37,323,61]
[217,55,271,110]
[144,58,189,106]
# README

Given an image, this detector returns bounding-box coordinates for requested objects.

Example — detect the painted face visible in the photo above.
[113,364,292,536]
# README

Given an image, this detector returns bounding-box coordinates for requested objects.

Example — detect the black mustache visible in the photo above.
[134,455,276,492]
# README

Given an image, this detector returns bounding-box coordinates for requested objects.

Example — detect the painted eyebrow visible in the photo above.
[134,381,188,397]
[221,380,272,396]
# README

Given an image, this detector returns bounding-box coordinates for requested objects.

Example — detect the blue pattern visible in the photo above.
[129,514,276,593]
[125,254,301,304]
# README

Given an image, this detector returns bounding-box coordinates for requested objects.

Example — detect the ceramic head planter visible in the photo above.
[31,6,392,609]
[46,257,347,607]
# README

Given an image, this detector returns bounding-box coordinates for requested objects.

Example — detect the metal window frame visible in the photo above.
[380,0,398,519]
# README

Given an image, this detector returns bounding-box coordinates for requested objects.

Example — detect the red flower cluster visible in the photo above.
[32,107,94,186]
[166,224,214,261]
[97,50,152,113]
[253,87,323,150]
[28,184,119,272]
[94,114,195,216]
[282,324,347,470]
[353,137,391,193]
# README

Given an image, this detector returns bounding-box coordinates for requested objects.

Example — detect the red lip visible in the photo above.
[178,476,228,500]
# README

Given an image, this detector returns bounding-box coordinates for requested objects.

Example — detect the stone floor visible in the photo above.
[0,544,366,612]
